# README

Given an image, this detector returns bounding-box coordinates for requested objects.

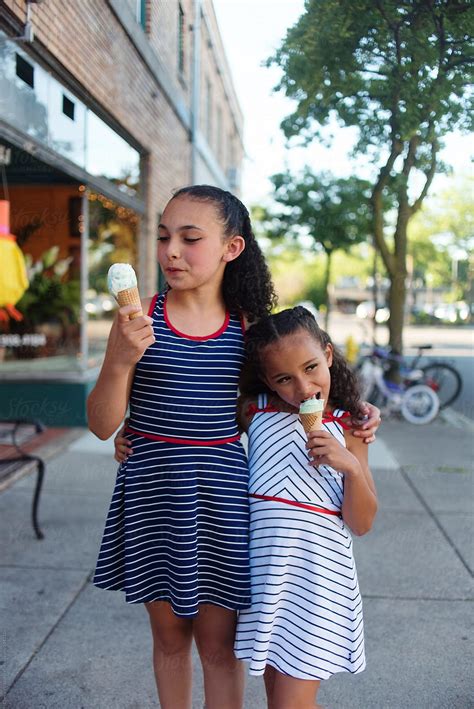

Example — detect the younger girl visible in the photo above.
[234,306,378,709]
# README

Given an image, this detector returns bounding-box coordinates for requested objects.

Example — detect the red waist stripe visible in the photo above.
[249,493,342,517]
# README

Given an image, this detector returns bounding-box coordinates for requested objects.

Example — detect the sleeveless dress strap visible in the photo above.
[148,293,159,317]
[257,393,267,409]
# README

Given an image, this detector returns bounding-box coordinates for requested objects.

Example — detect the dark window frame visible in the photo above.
[62,94,75,121]
[16,54,34,88]
[178,4,185,75]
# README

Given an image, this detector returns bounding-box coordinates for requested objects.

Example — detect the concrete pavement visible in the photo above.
[1,416,473,709]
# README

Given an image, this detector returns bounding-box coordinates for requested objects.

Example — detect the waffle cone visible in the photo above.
[300,411,323,434]
[116,286,143,319]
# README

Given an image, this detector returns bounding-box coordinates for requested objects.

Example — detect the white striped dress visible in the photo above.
[93,292,251,616]
[234,394,365,680]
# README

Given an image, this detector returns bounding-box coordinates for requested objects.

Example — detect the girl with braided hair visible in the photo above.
[234,306,378,709]
[100,185,380,708]
[89,184,277,709]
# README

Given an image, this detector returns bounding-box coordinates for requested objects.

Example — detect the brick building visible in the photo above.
[0,0,244,424]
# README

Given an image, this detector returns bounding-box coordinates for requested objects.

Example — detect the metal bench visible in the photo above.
[0,420,46,539]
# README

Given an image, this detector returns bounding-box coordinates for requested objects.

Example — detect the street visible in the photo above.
[327,313,473,420]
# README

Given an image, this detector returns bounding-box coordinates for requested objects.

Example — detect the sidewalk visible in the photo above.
[1,417,472,709]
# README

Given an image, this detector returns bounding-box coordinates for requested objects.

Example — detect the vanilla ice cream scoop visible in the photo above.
[299,397,325,435]
[107,263,137,296]
[107,263,142,319]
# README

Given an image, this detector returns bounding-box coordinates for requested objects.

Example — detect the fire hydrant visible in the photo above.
[345,334,359,365]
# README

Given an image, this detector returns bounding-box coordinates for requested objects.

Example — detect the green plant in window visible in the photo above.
[15,246,80,328]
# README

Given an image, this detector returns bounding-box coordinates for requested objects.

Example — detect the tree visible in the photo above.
[408,174,474,301]
[269,0,473,353]
[268,169,373,328]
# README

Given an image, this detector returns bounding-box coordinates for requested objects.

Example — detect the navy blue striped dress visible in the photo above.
[93,292,251,616]
[234,395,365,679]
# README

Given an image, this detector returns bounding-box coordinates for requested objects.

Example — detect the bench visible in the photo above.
[0,420,46,539]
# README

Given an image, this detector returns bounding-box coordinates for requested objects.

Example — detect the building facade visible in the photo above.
[0,0,244,425]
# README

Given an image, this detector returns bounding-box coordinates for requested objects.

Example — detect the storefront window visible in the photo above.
[86,190,139,367]
[48,81,87,167]
[85,113,140,196]
[0,185,82,373]
[0,33,141,196]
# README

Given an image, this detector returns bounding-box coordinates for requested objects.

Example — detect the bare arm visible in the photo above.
[306,429,378,536]
[341,434,378,536]
[87,299,155,440]
[236,395,255,434]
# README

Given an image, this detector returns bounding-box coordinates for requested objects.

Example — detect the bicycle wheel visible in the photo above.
[401,384,439,425]
[420,363,462,409]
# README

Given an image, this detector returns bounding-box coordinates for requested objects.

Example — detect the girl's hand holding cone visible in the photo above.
[106,305,155,368]
[306,429,362,477]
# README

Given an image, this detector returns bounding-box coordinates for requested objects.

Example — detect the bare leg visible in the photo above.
[264,664,277,708]
[269,666,322,709]
[145,601,193,709]
[194,604,244,709]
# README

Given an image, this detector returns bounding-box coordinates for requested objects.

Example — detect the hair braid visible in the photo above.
[239,306,363,415]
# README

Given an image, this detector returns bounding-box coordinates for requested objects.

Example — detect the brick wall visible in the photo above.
[0,0,244,293]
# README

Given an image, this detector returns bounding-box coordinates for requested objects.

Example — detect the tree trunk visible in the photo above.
[323,250,332,331]
[387,270,406,356]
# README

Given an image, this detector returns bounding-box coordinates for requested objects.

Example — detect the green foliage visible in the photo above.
[269,0,473,351]
[269,168,373,255]
[16,247,80,327]
[271,167,371,254]
[270,0,473,151]
[408,174,474,292]
[302,280,327,309]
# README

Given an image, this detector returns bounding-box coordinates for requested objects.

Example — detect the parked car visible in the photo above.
[356,300,390,323]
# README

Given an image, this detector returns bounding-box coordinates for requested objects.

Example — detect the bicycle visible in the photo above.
[356,347,440,424]
[407,345,462,409]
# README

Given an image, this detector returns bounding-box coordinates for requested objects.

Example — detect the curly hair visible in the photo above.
[170,185,277,321]
[240,306,363,415]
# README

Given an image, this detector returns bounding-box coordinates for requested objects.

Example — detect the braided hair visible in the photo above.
[171,185,277,321]
[240,306,362,415]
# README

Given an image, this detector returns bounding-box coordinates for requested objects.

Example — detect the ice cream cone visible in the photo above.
[299,411,323,434]
[116,286,143,319]
[299,397,325,435]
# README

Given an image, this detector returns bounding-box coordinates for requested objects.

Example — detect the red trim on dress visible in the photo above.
[249,493,341,517]
[126,426,240,446]
[147,293,159,317]
[246,402,279,416]
[246,404,352,429]
[322,411,352,429]
[163,292,230,341]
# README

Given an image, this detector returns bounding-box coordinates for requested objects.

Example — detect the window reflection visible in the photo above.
[0,32,141,195]
[0,42,49,144]
[86,112,140,196]
[86,190,139,366]
[49,81,86,166]
[1,187,82,372]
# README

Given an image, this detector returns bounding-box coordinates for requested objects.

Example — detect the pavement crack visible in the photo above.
[3,572,91,701]
[400,465,473,578]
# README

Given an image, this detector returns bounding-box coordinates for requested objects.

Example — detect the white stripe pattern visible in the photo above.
[93,293,251,616]
[234,396,365,680]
